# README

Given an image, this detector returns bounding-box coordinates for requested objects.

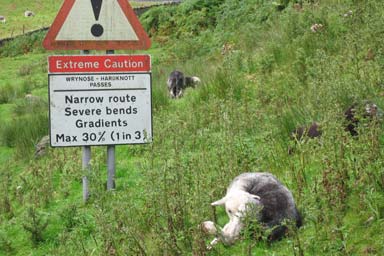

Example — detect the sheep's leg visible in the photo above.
[207,237,220,250]
[206,224,241,249]
[176,89,183,98]
[218,220,243,245]
[202,220,243,249]
[201,221,222,249]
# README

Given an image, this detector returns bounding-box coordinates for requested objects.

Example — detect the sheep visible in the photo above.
[291,122,322,141]
[344,101,382,136]
[287,122,322,154]
[24,10,35,17]
[0,15,5,23]
[167,70,201,98]
[25,94,41,102]
[34,135,50,158]
[293,3,303,12]
[201,172,302,249]
[221,42,235,55]
[310,23,324,33]
[343,10,353,17]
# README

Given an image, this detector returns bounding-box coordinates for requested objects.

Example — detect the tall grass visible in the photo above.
[0,97,48,158]
[0,31,45,57]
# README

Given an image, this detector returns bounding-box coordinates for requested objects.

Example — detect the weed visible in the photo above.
[0,97,48,158]
[0,230,13,254]
[22,207,48,247]
[17,64,33,76]
[0,31,45,57]
[59,204,80,232]
[0,83,15,104]
[0,165,13,220]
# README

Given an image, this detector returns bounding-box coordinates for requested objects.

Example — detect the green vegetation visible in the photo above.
[0,0,166,39]
[1,0,384,255]
[0,0,61,39]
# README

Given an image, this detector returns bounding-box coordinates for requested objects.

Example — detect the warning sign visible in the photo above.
[48,55,152,147]
[43,0,151,50]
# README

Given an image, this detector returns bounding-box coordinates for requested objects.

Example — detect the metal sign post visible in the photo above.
[82,145,91,201]
[81,50,91,201]
[106,49,115,191]
[107,145,115,190]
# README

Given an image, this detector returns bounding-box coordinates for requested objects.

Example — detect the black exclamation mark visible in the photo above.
[91,0,103,37]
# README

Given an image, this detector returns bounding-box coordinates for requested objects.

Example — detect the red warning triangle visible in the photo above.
[43,0,151,50]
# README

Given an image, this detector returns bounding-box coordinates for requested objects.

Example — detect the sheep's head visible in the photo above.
[210,191,261,245]
[167,77,183,98]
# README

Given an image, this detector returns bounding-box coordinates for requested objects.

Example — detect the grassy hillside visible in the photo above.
[0,0,60,39]
[0,0,168,39]
[1,0,384,255]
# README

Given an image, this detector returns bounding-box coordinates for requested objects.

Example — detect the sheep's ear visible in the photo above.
[192,76,201,84]
[249,194,261,200]
[211,197,227,206]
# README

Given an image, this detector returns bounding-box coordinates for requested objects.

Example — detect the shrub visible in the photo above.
[141,0,222,39]
[22,207,48,247]
[18,64,33,76]
[0,83,14,104]
[0,230,13,254]
[0,31,45,57]
[0,98,48,158]
[59,204,79,232]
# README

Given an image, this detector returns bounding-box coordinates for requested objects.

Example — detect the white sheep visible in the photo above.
[202,172,302,248]
[24,10,35,17]
[310,23,324,33]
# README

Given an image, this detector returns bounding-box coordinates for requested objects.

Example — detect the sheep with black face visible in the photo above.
[291,122,322,141]
[344,101,382,136]
[201,172,302,248]
[288,122,322,154]
[167,70,200,98]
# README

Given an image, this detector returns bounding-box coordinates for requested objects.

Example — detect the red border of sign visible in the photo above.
[48,55,151,73]
[43,0,151,50]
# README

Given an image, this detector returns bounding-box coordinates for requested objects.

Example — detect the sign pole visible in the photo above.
[82,146,91,201]
[107,146,116,190]
[106,49,116,190]
[81,49,91,202]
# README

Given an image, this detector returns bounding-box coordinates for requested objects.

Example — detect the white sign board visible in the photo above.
[48,55,152,147]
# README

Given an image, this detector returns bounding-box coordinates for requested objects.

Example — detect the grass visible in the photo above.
[0,0,61,39]
[1,0,384,255]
